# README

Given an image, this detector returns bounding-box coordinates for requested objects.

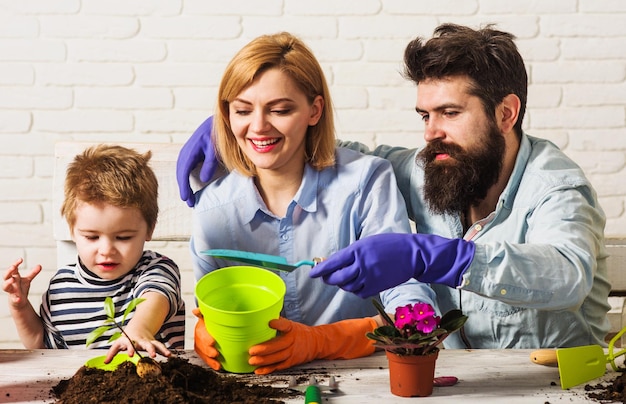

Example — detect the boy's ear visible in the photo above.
[146,226,155,241]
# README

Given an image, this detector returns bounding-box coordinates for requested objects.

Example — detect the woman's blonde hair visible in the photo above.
[214,32,336,176]
[60,144,159,235]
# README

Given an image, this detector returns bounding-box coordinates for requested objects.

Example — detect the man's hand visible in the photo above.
[310,233,475,297]
[177,116,218,207]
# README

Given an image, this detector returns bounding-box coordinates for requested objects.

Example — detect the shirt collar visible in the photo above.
[294,163,319,213]
[499,132,531,210]
[238,164,320,223]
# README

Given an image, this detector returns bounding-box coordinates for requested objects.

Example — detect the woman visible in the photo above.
[190,32,431,374]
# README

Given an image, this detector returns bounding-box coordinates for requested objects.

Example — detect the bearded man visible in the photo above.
[309,24,611,349]
[176,24,610,349]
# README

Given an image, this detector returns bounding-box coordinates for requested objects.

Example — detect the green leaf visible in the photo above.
[372,299,395,327]
[86,325,112,347]
[85,296,147,349]
[122,298,146,323]
[373,325,402,338]
[108,331,122,343]
[103,297,115,320]
[440,309,468,333]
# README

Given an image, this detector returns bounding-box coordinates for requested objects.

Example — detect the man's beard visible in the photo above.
[416,122,505,216]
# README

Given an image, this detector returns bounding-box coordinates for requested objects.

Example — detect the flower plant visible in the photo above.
[366,300,468,356]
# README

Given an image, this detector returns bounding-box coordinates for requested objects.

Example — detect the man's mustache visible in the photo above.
[418,140,464,164]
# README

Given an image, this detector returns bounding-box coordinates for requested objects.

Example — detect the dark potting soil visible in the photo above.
[52,356,299,404]
[586,371,626,403]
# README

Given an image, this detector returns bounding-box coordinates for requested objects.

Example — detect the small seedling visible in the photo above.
[86,296,161,377]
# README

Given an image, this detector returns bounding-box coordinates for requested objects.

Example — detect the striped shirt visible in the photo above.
[40,250,185,350]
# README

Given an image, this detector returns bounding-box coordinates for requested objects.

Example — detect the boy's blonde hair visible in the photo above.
[215,32,336,176]
[60,144,159,234]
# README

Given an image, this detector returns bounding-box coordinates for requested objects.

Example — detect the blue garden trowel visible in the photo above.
[201,249,322,273]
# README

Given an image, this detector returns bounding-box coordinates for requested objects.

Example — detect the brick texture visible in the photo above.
[1,1,625,350]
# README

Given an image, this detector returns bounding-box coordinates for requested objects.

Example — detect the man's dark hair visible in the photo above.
[403,23,528,137]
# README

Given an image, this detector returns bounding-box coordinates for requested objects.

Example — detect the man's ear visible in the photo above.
[498,94,521,134]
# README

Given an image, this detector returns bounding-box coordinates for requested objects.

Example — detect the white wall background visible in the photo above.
[1,0,626,349]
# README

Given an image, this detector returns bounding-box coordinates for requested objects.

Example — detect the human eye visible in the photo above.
[443,110,460,118]
[233,109,251,116]
[417,112,429,122]
[270,102,293,115]
[84,235,98,241]
[230,101,252,116]
[116,235,133,241]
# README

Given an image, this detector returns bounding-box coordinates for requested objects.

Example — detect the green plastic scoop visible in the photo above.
[531,325,626,389]
[201,249,322,273]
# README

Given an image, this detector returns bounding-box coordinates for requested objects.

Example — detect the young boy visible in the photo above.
[3,145,185,363]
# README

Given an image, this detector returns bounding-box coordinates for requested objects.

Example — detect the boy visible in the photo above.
[3,145,185,363]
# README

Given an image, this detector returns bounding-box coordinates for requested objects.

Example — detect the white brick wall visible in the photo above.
[1,1,625,349]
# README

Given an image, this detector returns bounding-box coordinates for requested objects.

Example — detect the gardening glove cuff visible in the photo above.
[248,317,377,375]
[407,233,475,288]
[192,309,221,371]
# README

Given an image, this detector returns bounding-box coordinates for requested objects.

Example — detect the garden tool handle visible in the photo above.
[530,349,558,366]
[304,385,322,404]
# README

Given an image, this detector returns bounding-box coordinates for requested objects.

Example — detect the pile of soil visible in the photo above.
[52,356,298,404]
[586,372,626,403]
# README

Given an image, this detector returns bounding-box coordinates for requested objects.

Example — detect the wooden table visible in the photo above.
[0,349,618,403]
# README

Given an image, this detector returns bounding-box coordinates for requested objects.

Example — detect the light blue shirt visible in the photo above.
[190,147,432,326]
[344,133,611,348]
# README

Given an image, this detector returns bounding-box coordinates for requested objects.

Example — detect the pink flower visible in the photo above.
[413,303,436,320]
[394,305,416,329]
[416,314,440,334]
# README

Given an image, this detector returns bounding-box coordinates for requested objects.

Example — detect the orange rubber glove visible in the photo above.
[192,308,221,371]
[248,317,377,375]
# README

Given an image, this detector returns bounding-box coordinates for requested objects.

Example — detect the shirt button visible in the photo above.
[500,289,507,295]
[281,234,288,240]
[464,279,470,286]
[475,224,483,231]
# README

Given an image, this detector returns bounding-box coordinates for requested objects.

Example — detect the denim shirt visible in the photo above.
[190,147,433,326]
[343,133,611,348]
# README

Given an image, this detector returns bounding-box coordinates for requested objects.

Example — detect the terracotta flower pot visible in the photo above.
[385,350,439,397]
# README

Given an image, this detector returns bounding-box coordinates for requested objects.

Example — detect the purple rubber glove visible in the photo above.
[176,115,217,207]
[310,233,475,298]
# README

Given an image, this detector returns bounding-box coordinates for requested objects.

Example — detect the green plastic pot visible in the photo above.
[195,266,286,373]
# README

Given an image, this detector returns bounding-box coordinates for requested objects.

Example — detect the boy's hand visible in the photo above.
[3,258,42,309]
[104,334,170,364]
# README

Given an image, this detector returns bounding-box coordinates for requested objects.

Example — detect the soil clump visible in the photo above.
[586,372,626,403]
[52,355,298,404]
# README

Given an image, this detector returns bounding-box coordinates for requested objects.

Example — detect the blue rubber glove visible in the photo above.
[310,233,475,298]
[176,115,217,207]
